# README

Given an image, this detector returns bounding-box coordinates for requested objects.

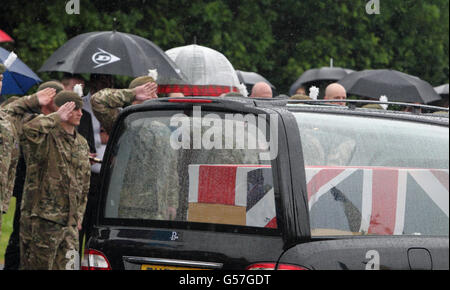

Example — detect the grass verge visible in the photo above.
[1,197,16,265]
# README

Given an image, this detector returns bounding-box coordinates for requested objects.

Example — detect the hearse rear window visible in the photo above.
[103,110,277,232]
[294,112,449,237]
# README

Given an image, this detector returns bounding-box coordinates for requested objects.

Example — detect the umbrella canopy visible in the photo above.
[39,31,187,84]
[434,83,449,97]
[163,44,241,96]
[338,69,442,104]
[432,83,449,107]
[236,70,276,89]
[0,29,13,43]
[0,48,42,95]
[289,66,354,96]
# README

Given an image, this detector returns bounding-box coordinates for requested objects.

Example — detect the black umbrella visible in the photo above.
[236,70,277,96]
[39,31,187,84]
[434,83,449,97]
[432,83,449,107]
[236,70,276,89]
[338,69,442,104]
[289,66,354,96]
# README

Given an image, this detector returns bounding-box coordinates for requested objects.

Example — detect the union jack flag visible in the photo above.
[307,166,449,235]
[187,165,276,228]
[188,165,449,235]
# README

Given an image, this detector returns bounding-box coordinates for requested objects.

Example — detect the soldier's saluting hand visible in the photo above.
[19,91,91,270]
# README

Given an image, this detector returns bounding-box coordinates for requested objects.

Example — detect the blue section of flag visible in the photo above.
[247,168,273,212]
[309,170,363,232]
[403,174,449,236]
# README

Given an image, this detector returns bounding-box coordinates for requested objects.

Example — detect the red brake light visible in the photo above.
[168,99,213,103]
[246,263,309,270]
[277,264,309,270]
[81,249,111,270]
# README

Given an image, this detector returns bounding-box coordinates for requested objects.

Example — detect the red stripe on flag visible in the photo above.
[265,217,277,229]
[368,169,398,235]
[431,170,449,192]
[198,165,237,205]
[307,168,346,201]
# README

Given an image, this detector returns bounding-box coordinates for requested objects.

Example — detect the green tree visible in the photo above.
[270,0,449,93]
[0,0,448,95]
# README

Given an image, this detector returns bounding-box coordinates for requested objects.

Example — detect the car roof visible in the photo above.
[126,96,449,126]
[284,100,449,126]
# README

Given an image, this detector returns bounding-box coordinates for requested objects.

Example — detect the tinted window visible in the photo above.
[294,112,449,237]
[103,109,277,232]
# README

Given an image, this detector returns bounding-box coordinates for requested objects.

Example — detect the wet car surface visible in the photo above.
[82,97,449,270]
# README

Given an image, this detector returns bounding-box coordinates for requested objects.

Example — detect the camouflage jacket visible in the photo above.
[0,110,19,213]
[0,94,41,213]
[2,94,41,138]
[90,88,136,135]
[21,112,91,226]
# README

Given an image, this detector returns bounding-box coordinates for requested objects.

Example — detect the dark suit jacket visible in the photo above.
[77,109,96,153]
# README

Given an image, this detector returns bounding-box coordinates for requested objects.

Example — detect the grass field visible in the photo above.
[0,197,15,265]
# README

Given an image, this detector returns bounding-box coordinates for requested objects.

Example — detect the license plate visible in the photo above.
[141,264,208,270]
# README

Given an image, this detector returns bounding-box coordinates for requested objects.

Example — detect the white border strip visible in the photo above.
[188,165,200,203]
[359,169,373,233]
[393,169,408,235]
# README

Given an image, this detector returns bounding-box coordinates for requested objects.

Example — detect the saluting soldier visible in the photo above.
[19,91,91,270]
[2,81,63,270]
[90,76,158,134]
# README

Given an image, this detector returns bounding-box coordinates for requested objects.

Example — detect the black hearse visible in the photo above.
[82,97,449,270]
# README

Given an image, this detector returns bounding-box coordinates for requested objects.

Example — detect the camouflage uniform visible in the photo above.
[2,94,42,141]
[1,62,19,235]
[1,92,56,268]
[0,96,20,108]
[19,112,91,270]
[90,88,136,135]
[1,95,40,270]
[362,104,384,110]
[0,110,19,237]
[290,94,312,100]
[91,88,179,220]
[1,94,43,213]
[90,75,155,135]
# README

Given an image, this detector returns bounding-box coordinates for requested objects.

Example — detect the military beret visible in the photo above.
[362,104,384,110]
[433,111,449,115]
[54,90,83,109]
[290,94,311,100]
[222,92,244,98]
[37,81,64,94]
[128,76,156,89]
[0,63,6,74]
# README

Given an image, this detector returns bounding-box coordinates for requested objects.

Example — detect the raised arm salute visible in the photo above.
[20,91,91,270]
